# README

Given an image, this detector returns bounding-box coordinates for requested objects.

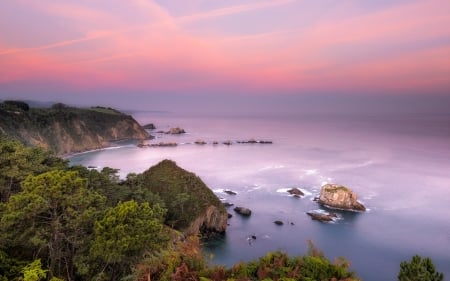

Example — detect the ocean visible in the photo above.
[69,111,450,280]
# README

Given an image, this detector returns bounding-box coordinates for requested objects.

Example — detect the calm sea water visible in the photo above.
[69,112,450,280]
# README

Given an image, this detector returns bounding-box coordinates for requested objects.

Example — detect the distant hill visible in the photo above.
[0,101,149,155]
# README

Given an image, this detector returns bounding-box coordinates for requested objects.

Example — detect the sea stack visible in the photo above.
[318,184,366,211]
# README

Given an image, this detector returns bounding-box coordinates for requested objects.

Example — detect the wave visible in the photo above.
[259,164,285,171]
[330,160,374,172]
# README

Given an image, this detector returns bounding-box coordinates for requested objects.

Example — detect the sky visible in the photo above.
[0,0,449,114]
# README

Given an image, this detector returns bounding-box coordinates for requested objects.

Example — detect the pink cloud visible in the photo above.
[1,0,449,95]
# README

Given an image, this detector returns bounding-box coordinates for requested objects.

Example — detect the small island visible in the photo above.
[317,184,366,211]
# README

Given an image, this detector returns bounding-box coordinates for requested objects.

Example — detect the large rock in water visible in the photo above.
[141,160,227,236]
[318,184,366,211]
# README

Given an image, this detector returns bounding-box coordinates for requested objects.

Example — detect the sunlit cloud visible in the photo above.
[0,0,449,97]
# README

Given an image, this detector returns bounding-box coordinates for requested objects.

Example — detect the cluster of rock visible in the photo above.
[237,139,273,144]
[137,139,274,148]
[160,127,185,134]
[137,142,177,148]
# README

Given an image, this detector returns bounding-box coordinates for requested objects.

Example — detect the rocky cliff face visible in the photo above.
[141,160,227,235]
[318,184,366,211]
[0,103,149,155]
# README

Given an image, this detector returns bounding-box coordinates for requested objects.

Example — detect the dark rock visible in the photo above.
[318,184,366,211]
[149,142,177,147]
[228,213,233,219]
[251,235,257,240]
[287,188,304,197]
[223,202,234,207]
[274,220,284,225]
[212,141,219,145]
[223,141,232,145]
[195,139,207,145]
[142,123,156,130]
[306,211,337,222]
[234,206,252,216]
[224,190,237,195]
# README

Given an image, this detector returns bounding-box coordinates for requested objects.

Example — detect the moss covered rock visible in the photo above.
[141,160,227,235]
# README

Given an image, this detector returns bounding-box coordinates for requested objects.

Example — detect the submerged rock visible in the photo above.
[274,220,284,225]
[318,184,366,211]
[234,206,252,216]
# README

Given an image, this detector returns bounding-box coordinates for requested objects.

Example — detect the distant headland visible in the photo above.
[0,100,149,155]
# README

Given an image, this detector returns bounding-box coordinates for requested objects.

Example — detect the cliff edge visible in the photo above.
[141,159,227,236]
[0,101,149,155]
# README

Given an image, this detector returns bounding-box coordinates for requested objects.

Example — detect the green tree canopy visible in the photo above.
[398,255,444,281]
[90,200,168,281]
[0,170,105,280]
[0,136,67,202]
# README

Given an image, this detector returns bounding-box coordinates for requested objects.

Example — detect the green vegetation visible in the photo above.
[398,255,444,281]
[140,159,226,230]
[89,106,122,115]
[0,136,445,280]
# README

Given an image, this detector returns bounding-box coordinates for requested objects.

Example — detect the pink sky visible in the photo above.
[0,0,449,111]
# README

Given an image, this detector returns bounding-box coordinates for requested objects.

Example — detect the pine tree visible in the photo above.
[398,255,444,281]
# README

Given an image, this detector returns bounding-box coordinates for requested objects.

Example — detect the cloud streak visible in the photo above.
[0,0,449,98]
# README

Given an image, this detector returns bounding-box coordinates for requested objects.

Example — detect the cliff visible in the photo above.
[0,101,149,155]
[318,183,366,211]
[141,159,227,236]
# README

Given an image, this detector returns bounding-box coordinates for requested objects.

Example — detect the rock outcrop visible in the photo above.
[306,211,337,222]
[0,102,149,155]
[234,207,252,216]
[288,188,304,197]
[142,123,156,130]
[141,160,227,236]
[166,127,185,134]
[318,184,366,211]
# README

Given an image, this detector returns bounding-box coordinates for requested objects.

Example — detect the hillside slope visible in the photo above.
[141,159,228,235]
[0,101,149,155]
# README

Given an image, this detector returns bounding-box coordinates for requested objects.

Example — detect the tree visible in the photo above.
[89,200,168,281]
[0,136,67,202]
[398,255,444,281]
[0,170,105,280]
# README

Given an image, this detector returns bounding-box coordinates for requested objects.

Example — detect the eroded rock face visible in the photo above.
[185,205,228,236]
[318,184,366,211]
[0,104,150,155]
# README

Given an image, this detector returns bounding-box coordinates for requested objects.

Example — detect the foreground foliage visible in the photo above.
[0,137,445,280]
[398,255,444,281]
